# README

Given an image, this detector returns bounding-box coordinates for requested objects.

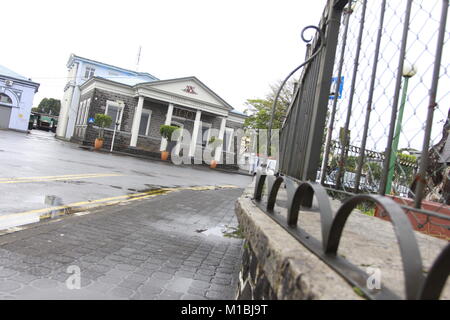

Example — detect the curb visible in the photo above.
[79,145,253,176]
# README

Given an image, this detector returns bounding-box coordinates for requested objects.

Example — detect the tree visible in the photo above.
[33,98,61,115]
[410,108,450,204]
[363,161,383,186]
[94,113,112,140]
[243,79,297,130]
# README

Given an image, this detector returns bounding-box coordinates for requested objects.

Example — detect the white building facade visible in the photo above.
[57,54,158,140]
[0,65,39,132]
[60,54,247,166]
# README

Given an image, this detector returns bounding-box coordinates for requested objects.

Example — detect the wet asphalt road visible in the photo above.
[0,130,251,221]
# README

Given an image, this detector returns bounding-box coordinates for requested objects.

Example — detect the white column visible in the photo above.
[130,96,144,147]
[189,110,202,157]
[215,117,226,161]
[56,86,74,138]
[160,103,174,151]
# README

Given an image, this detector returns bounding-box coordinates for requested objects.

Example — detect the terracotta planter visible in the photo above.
[374,195,450,240]
[94,138,104,150]
[161,151,169,161]
[210,160,217,169]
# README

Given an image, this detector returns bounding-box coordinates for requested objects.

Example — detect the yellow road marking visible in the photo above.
[0,173,123,184]
[0,173,113,181]
[0,185,239,223]
[0,190,160,220]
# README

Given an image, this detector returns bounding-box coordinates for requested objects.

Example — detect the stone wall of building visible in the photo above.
[77,88,137,149]
[143,100,167,140]
[74,88,245,166]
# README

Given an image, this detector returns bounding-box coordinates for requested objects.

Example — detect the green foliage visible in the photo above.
[34,98,61,115]
[159,125,178,140]
[345,155,358,172]
[94,113,112,139]
[243,98,276,129]
[397,152,417,164]
[393,152,418,188]
[94,113,112,128]
[352,286,368,299]
[329,154,358,172]
[356,203,375,216]
[363,161,383,184]
[208,136,223,145]
[222,225,245,239]
[243,79,297,130]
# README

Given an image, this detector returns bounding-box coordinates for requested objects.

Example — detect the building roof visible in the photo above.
[67,54,159,81]
[0,65,30,81]
[135,76,234,111]
[230,109,247,117]
[82,75,247,117]
[0,64,40,91]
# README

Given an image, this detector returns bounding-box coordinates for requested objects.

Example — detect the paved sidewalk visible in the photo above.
[0,188,244,299]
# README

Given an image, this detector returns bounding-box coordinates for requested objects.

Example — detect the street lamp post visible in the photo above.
[385,62,417,195]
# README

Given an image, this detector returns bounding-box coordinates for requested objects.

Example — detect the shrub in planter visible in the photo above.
[94,113,112,150]
[208,136,223,168]
[160,125,179,160]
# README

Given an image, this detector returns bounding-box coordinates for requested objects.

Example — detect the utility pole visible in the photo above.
[136,46,142,72]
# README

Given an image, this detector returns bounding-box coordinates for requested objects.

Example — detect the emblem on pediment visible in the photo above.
[182,85,197,95]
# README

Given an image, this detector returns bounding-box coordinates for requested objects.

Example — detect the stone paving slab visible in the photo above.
[0,188,244,300]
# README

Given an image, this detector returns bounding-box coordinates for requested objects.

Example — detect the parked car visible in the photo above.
[29,112,58,133]
[249,155,277,176]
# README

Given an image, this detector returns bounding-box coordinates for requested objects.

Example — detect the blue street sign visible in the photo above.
[88,117,95,124]
[329,76,344,100]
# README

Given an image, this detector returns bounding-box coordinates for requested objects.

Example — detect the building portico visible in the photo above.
[72,76,246,165]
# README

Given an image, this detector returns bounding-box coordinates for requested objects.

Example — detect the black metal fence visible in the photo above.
[279,0,449,207]
[257,0,450,300]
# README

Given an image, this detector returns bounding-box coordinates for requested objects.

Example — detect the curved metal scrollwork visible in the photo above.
[419,243,450,300]
[267,25,325,155]
[252,173,450,300]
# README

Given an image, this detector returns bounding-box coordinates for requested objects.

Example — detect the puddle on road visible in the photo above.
[45,195,63,206]
[134,184,175,193]
[44,195,65,218]
[196,225,243,238]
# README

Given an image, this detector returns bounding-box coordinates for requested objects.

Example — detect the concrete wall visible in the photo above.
[234,184,450,300]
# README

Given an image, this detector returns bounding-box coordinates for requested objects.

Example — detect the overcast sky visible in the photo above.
[1,0,325,112]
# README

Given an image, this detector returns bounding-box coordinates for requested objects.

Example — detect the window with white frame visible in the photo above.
[83,99,91,125]
[138,109,152,136]
[84,66,95,79]
[76,100,85,125]
[105,101,124,130]
[77,99,90,126]
[0,93,12,105]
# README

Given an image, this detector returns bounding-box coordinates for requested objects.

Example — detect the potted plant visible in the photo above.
[160,125,179,160]
[93,113,112,150]
[208,136,223,168]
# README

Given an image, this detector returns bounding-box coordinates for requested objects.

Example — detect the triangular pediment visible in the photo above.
[135,77,232,110]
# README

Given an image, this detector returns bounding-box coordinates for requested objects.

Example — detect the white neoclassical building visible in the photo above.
[63,55,246,163]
